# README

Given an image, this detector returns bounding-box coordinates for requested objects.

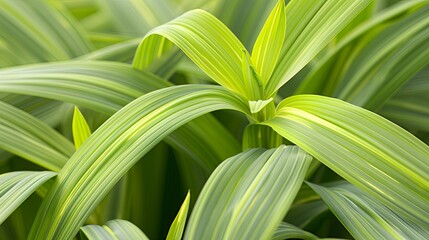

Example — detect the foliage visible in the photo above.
[0,0,428,239]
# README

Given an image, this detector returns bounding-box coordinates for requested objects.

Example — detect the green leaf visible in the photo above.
[272,222,319,240]
[81,219,149,240]
[72,107,92,149]
[379,66,429,131]
[0,0,93,65]
[296,1,429,111]
[251,0,285,84]
[266,0,372,96]
[133,9,249,98]
[28,85,249,240]
[166,191,190,240]
[0,61,240,172]
[263,95,429,226]
[309,181,429,239]
[213,0,278,49]
[184,146,312,239]
[335,4,429,109]
[249,98,273,114]
[0,101,74,171]
[0,171,56,225]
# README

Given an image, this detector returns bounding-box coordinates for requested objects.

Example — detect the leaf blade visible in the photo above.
[166,191,190,240]
[263,95,429,226]
[251,0,285,84]
[0,171,56,225]
[72,107,92,149]
[184,146,312,239]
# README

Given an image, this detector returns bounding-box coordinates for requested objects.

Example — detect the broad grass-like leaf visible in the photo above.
[335,3,429,109]
[0,171,56,225]
[81,219,148,240]
[184,146,312,239]
[0,101,74,171]
[72,107,91,149]
[214,0,278,49]
[28,85,249,240]
[272,222,319,240]
[0,0,92,66]
[166,191,190,240]
[0,61,240,171]
[266,0,372,96]
[309,181,429,239]
[295,0,425,96]
[380,68,429,131]
[251,0,285,84]
[133,10,251,98]
[263,95,429,226]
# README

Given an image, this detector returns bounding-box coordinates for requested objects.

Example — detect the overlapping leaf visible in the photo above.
[272,222,319,240]
[184,146,312,239]
[81,219,148,240]
[0,171,56,225]
[266,0,372,96]
[28,85,249,240]
[309,181,429,239]
[0,101,74,171]
[133,9,250,98]
[263,95,429,227]
[0,61,240,171]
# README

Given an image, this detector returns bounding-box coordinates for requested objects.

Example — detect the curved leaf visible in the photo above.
[133,9,250,98]
[0,0,92,66]
[81,219,148,240]
[184,146,312,239]
[309,181,429,239]
[263,95,429,227]
[272,222,319,240]
[28,85,249,240]
[0,61,240,171]
[0,101,74,171]
[0,171,56,225]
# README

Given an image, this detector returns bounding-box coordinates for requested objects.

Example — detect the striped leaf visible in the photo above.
[184,146,312,239]
[263,95,429,227]
[81,219,148,240]
[0,101,74,171]
[251,0,285,84]
[0,171,56,225]
[133,10,250,98]
[0,61,240,172]
[266,0,372,96]
[28,85,249,240]
[309,181,429,239]
[0,0,92,66]
[272,222,319,240]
